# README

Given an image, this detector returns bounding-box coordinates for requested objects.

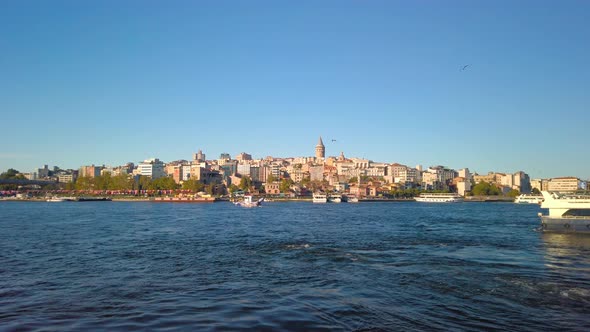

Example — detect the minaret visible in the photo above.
[315,136,325,159]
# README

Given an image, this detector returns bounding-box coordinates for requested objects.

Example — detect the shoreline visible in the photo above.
[1,196,517,203]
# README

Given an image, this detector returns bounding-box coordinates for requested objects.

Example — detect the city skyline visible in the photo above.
[1,1,589,179]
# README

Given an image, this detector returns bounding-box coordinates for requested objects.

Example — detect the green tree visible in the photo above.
[95,173,112,190]
[266,174,277,183]
[280,178,294,193]
[182,179,204,192]
[75,176,95,190]
[228,184,239,194]
[239,177,252,191]
[136,175,152,191]
[532,188,541,195]
[110,174,133,190]
[348,177,358,183]
[0,168,21,179]
[147,177,177,190]
[472,182,502,196]
[507,189,520,198]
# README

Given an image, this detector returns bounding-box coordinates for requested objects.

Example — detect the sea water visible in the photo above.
[1,201,589,331]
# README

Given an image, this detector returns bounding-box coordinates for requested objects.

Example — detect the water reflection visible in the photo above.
[541,233,590,275]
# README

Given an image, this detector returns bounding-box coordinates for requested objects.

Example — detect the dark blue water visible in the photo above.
[1,201,589,331]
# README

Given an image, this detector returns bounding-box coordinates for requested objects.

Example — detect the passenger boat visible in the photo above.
[514,194,544,204]
[328,193,342,203]
[234,195,264,208]
[152,196,215,203]
[414,193,463,203]
[312,192,328,203]
[539,191,590,232]
[347,196,359,203]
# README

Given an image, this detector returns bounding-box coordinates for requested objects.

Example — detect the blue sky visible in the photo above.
[1,1,589,179]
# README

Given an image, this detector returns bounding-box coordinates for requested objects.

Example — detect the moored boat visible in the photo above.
[415,193,463,203]
[539,191,590,232]
[313,192,328,203]
[46,197,68,202]
[152,196,215,203]
[347,196,359,203]
[328,193,342,203]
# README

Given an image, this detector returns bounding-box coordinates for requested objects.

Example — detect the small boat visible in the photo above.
[415,193,463,203]
[312,192,328,203]
[539,191,590,232]
[514,194,544,204]
[46,197,67,202]
[234,195,264,208]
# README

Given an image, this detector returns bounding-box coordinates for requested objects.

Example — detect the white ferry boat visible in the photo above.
[312,192,328,203]
[539,191,590,232]
[415,193,463,203]
[514,194,544,204]
[328,193,342,203]
[347,196,359,203]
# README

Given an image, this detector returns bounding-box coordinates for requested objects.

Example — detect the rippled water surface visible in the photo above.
[1,201,590,331]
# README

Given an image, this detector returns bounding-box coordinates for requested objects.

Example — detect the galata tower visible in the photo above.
[315,136,325,159]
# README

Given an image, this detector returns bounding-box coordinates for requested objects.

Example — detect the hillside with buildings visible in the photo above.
[5,137,588,198]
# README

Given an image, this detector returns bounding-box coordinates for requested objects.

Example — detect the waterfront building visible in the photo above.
[397,167,421,184]
[530,179,543,192]
[458,168,472,182]
[422,166,458,190]
[473,172,504,186]
[190,166,222,185]
[237,163,252,177]
[454,177,471,196]
[265,182,280,195]
[513,171,532,194]
[22,172,36,180]
[547,177,585,192]
[37,165,50,178]
[193,150,206,162]
[57,174,75,183]
[309,165,324,182]
[315,137,325,160]
[366,162,388,177]
[236,152,252,162]
[388,163,407,178]
[138,158,166,179]
[351,158,370,169]
[79,165,101,178]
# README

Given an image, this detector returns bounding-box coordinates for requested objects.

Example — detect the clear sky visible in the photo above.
[1,1,589,179]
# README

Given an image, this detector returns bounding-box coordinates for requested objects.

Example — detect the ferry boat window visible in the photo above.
[564,209,590,217]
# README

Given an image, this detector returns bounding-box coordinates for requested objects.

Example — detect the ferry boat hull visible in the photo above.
[539,191,590,233]
[540,216,590,232]
[415,193,463,203]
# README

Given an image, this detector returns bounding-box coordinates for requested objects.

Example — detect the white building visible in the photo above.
[547,177,585,192]
[138,158,166,179]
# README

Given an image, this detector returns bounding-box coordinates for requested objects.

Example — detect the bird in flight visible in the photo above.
[331,139,337,142]
[461,64,470,71]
